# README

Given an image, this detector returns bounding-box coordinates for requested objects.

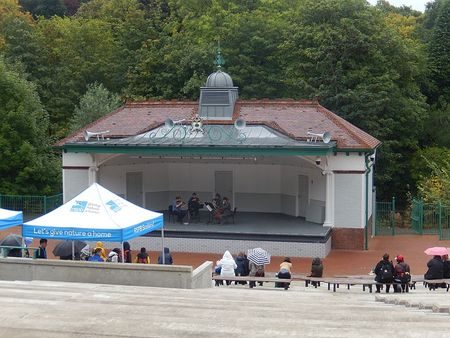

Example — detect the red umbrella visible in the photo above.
[424,247,449,256]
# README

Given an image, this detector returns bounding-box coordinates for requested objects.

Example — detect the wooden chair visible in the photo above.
[221,207,237,224]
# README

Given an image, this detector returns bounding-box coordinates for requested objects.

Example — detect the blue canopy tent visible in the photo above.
[0,208,23,230]
[23,183,164,261]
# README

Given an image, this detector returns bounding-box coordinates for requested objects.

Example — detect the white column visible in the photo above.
[88,154,98,185]
[323,169,335,227]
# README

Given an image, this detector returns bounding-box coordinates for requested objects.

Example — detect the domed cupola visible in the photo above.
[199,47,238,120]
[205,70,234,87]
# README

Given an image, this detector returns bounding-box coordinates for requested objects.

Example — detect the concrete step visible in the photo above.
[0,280,449,337]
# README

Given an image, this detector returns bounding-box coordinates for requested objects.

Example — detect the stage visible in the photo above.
[136,212,333,258]
[146,211,331,242]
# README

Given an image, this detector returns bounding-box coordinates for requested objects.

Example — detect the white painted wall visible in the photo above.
[334,174,364,228]
[328,153,366,171]
[62,169,89,203]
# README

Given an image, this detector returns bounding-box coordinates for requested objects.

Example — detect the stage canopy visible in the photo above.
[0,208,23,230]
[23,183,163,242]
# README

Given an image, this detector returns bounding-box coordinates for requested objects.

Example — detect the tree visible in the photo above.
[422,0,450,147]
[19,0,67,18]
[0,58,60,195]
[417,157,450,205]
[280,0,427,203]
[70,82,123,132]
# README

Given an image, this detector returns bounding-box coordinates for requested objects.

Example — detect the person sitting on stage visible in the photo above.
[214,197,232,224]
[212,193,222,209]
[173,196,187,223]
[188,193,202,220]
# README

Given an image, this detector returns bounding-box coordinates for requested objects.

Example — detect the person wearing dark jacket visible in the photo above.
[158,247,173,265]
[374,253,395,293]
[135,247,150,264]
[308,257,324,287]
[234,252,250,285]
[425,255,444,280]
[310,257,323,277]
[393,255,411,293]
[34,239,48,259]
[442,255,450,278]
[123,241,132,263]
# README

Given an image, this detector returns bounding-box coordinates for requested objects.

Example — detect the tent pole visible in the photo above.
[161,226,165,264]
[121,241,125,263]
[72,241,75,260]
[21,237,25,258]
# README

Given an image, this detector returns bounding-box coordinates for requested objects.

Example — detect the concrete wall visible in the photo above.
[0,258,212,289]
[130,235,332,258]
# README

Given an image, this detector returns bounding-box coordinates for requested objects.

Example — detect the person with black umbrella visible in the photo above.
[34,239,48,259]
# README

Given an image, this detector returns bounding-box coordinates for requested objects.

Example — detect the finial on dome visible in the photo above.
[214,41,225,69]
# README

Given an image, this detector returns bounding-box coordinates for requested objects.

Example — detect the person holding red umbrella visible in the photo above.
[424,247,447,283]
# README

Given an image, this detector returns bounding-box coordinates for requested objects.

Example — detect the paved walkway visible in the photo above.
[0,280,449,337]
[2,226,450,276]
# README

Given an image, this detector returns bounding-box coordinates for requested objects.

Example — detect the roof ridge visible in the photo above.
[238,99,316,105]
[125,101,197,107]
[316,105,379,149]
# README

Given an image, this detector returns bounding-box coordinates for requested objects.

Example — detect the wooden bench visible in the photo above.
[212,275,292,290]
[423,279,450,291]
[304,277,418,293]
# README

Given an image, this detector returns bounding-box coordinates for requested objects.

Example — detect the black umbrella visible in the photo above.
[0,234,22,247]
[53,240,87,257]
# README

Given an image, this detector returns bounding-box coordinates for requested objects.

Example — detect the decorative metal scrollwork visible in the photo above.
[146,115,247,144]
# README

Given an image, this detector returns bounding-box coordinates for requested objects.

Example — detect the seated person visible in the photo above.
[188,193,203,219]
[212,193,222,209]
[308,257,323,287]
[88,248,104,262]
[276,257,292,290]
[173,196,187,223]
[214,197,232,224]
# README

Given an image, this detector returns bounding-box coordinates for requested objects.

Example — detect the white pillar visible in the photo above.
[323,169,334,227]
[88,154,98,185]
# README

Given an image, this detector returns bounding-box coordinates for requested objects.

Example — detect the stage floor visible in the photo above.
[147,211,331,243]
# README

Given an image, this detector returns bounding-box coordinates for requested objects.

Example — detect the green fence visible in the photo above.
[410,199,450,239]
[0,193,63,220]
[374,197,436,236]
[374,198,396,236]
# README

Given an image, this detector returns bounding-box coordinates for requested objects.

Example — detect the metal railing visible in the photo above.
[410,199,450,239]
[374,197,449,237]
[374,197,396,236]
[0,193,63,217]
[0,246,39,258]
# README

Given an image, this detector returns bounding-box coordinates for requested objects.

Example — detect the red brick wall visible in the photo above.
[332,228,364,250]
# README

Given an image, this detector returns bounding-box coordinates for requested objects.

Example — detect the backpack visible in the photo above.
[380,261,393,282]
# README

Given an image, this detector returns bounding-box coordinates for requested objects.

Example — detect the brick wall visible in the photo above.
[331,228,364,250]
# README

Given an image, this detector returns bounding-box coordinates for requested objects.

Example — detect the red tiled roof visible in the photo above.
[56,99,380,150]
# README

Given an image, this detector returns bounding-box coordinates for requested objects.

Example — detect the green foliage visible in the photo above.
[281,0,427,201]
[19,0,67,18]
[0,58,60,195]
[411,146,450,183]
[70,83,123,132]
[0,0,445,201]
[417,156,450,205]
